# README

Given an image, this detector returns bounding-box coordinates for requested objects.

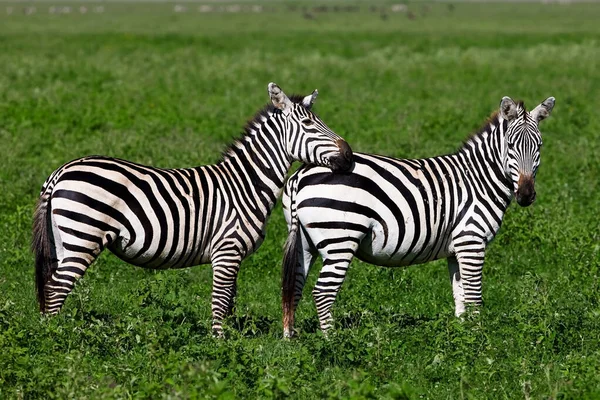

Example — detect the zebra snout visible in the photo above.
[516,175,536,207]
[329,139,353,172]
[339,140,353,162]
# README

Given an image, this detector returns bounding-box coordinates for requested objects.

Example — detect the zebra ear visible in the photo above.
[302,89,318,110]
[530,97,555,124]
[499,96,518,121]
[268,82,293,115]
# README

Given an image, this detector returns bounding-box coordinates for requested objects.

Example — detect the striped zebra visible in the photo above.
[32,82,353,336]
[281,96,555,336]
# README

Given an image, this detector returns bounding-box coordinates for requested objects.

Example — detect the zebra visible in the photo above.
[32,82,353,336]
[281,96,555,336]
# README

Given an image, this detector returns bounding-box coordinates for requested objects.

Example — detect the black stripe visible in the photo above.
[61,258,89,266]
[306,221,368,233]
[57,225,103,248]
[316,236,361,250]
[63,243,96,256]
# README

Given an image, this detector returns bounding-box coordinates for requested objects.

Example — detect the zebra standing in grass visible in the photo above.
[32,83,353,336]
[281,96,555,336]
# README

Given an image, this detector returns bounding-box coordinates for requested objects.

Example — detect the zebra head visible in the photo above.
[268,82,353,172]
[499,96,555,207]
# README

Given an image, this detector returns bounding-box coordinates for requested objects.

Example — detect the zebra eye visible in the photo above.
[301,118,314,126]
[507,142,515,150]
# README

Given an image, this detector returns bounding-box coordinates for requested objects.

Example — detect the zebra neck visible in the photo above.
[458,119,513,207]
[219,113,292,211]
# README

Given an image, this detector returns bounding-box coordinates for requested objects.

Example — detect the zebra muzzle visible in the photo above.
[329,139,353,172]
[516,175,536,207]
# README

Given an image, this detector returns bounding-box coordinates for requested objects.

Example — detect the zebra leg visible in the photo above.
[43,214,110,314]
[38,193,115,314]
[210,250,243,337]
[447,256,465,317]
[45,255,97,314]
[312,241,359,334]
[43,225,107,314]
[454,243,486,314]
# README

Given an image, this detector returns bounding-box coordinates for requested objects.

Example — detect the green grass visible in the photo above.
[1,2,600,398]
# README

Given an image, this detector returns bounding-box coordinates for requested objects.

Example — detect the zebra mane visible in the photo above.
[459,101,525,152]
[221,94,309,161]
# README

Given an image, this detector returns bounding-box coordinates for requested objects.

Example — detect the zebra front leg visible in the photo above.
[312,242,358,334]
[447,256,465,317]
[454,242,486,315]
[210,251,242,337]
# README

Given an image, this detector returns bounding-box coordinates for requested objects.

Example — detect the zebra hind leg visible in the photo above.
[312,241,359,335]
[44,226,108,314]
[34,197,105,315]
[44,255,97,314]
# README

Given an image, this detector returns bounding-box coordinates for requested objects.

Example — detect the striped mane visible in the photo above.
[458,101,525,153]
[221,94,309,161]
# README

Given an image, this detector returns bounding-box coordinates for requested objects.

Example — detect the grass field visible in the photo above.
[1,2,600,398]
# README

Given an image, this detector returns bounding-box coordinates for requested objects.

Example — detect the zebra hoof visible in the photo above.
[283,328,296,339]
[212,327,225,339]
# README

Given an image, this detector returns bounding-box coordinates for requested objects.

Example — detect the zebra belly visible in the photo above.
[108,243,210,269]
[355,222,453,267]
[356,239,452,267]
[105,200,212,269]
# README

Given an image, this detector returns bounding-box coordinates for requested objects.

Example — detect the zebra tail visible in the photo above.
[32,196,53,313]
[282,205,300,332]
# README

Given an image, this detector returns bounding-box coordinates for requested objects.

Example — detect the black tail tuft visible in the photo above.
[32,197,53,313]
[282,219,300,328]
